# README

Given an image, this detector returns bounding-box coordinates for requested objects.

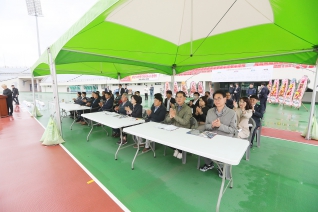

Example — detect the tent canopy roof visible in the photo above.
[31,0,318,78]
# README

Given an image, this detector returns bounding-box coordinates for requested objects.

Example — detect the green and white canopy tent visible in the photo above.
[31,0,318,145]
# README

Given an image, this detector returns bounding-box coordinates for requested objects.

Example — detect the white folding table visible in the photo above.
[59,103,91,130]
[81,111,145,158]
[124,122,249,212]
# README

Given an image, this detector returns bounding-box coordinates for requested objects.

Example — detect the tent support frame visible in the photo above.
[48,47,63,137]
[306,58,318,140]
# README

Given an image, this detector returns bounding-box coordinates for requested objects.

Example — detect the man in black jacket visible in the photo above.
[11,85,19,105]
[1,84,13,116]
[118,84,125,96]
[142,93,167,152]
[229,84,235,100]
[99,92,114,111]
[250,95,264,147]
[233,83,241,102]
[164,90,176,113]
[259,83,269,112]
[225,92,234,109]
[205,91,214,108]
[189,92,200,115]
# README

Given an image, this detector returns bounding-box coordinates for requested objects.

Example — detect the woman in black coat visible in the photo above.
[120,95,143,144]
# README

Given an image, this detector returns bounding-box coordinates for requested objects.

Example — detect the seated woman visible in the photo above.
[233,97,252,139]
[193,96,210,132]
[117,95,142,145]
[79,92,101,125]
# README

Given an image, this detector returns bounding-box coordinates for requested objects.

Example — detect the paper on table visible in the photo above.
[157,124,178,131]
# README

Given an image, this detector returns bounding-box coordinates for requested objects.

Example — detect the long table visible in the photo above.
[60,103,91,130]
[81,111,145,158]
[123,122,249,212]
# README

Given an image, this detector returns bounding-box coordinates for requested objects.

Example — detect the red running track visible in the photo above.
[262,127,318,146]
[0,106,123,212]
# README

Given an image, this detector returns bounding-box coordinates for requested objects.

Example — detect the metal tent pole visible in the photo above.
[48,47,63,136]
[305,59,318,140]
[31,73,36,110]
[171,67,176,96]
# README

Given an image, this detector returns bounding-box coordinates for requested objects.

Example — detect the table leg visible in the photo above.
[182,151,187,164]
[131,138,140,170]
[70,110,76,130]
[115,128,123,160]
[245,145,250,161]
[257,127,261,147]
[86,120,94,142]
[216,164,228,212]
[101,125,109,136]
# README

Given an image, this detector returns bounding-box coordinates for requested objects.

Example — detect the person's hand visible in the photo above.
[170,103,175,109]
[114,106,119,111]
[169,108,176,118]
[83,99,87,102]
[124,106,130,111]
[196,107,202,114]
[233,100,238,108]
[99,102,102,106]
[252,105,255,111]
[72,98,76,101]
[212,118,221,128]
[146,109,151,116]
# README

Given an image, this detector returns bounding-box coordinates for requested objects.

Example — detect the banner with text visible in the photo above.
[211,66,273,82]
[121,73,159,82]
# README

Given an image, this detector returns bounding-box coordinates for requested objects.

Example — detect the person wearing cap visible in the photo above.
[1,84,13,116]
[249,95,264,147]
[11,85,19,105]
[140,93,166,153]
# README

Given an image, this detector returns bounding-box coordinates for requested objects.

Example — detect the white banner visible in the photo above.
[211,65,273,82]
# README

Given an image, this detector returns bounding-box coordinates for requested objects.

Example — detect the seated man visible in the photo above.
[77,92,101,124]
[112,93,133,140]
[141,93,167,153]
[249,95,264,147]
[225,92,234,109]
[99,92,114,111]
[205,91,214,108]
[70,92,82,117]
[188,92,200,115]
[165,91,192,159]
[114,92,121,104]
[199,90,237,178]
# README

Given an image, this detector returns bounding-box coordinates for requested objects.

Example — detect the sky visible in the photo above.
[0,0,98,68]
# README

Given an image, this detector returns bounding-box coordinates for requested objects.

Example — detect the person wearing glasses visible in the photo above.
[199,90,237,178]
[233,97,253,139]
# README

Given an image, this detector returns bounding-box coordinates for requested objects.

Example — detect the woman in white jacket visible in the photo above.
[233,97,253,139]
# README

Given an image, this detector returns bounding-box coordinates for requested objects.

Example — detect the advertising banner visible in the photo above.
[121,73,159,82]
[284,78,296,106]
[211,66,273,82]
[292,76,308,108]
[278,79,289,104]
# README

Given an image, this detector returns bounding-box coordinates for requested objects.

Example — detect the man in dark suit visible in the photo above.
[250,95,264,147]
[233,83,241,102]
[164,90,176,113]
[124,85,129,94]
[1,84,13,116]
[259,83,269,112]
[246,83,256,98]
[142,93,167,152]
[189,92,200,115]
[225,92,234,109]
[99,92,114,111]
[11,85,19,105]
[229,84,235,100]
[118,84,125,96]
[112,93,133,138]
[205,91,214,108]
[104,86,109,93]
